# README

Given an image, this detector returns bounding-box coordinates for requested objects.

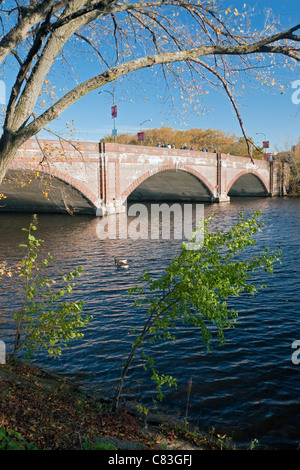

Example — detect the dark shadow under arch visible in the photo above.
[0,169,97,214]
[126,168,215,203]
[228,172,269,197]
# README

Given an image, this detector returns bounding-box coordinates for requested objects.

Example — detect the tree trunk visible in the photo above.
[0,134,21,185]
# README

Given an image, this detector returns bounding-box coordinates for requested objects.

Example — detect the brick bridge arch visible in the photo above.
[120,164,215,203]
[226,169,270,195]
[3,161,99,214]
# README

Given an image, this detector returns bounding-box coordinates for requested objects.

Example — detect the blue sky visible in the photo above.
[3,0,300,152]
[42,0,299,153]
[51,72,299,152]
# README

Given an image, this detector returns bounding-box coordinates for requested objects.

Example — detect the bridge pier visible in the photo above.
[215,195,230,203]
[96,202,126,217]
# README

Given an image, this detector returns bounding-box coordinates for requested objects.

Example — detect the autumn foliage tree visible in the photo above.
[0,0,299,183]
[104,126,263,158]
[278,140,300,195]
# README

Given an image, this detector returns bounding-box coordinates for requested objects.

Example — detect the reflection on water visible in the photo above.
[1,197,300,449]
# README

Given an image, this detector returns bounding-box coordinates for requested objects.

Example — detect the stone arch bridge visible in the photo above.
[0,139,289,216]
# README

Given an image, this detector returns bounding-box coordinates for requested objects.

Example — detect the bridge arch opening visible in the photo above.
[228,172,269,197]
[127,168,214,203]
[0,169,97,215]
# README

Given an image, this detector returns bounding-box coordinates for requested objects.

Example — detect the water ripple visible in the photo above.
[1,197,300,448]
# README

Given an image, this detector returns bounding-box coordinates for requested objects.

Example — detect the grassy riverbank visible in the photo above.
[0,358,235,451]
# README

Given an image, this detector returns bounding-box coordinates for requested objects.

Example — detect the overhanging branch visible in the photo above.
[18,27,299,143]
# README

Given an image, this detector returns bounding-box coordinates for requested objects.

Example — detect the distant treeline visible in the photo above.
[103,126,263,158]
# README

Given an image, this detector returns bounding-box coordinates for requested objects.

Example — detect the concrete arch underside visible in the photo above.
[126,168,214,203]
[228,171,269,197]
[0,169,97,214]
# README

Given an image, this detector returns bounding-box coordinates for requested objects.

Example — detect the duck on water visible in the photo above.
[114,256,129,269]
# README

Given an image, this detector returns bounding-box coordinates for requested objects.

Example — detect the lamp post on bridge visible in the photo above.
[256,132,269,160]
[99,90,117,143]
[138,119,152,145]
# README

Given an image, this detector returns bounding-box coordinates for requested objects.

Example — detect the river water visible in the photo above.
[0,197,300,449]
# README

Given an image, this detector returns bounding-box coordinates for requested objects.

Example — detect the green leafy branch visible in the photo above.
[13,223,91,360]
[113,211,282,410]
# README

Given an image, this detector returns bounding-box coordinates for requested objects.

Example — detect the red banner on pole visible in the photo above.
[137,132,145,141]
[263,141,269,148]
[111,105,117,118]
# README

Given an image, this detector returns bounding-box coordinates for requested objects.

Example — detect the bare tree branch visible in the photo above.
[0,0,67,62]
[17,27,299,142]
[190,58,254,162]
[0,1,298,183]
